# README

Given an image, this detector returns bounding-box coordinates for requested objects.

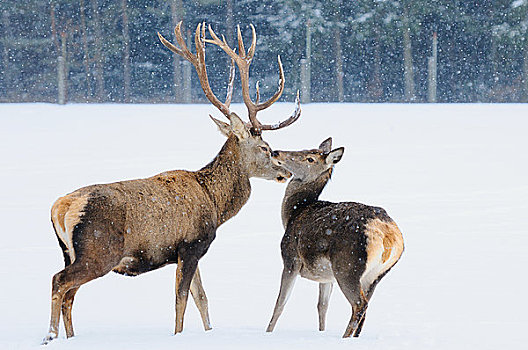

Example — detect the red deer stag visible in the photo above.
[266,138,404,337]
[42,22,300,344]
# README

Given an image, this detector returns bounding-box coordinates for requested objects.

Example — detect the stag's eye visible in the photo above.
[260,146,269,152]
[306,157,314,163]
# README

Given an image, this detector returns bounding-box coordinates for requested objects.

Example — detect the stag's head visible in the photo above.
[158,22,301,182]
[271,138,344,182]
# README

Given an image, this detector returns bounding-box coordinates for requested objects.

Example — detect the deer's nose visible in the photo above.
[271,150,279,158]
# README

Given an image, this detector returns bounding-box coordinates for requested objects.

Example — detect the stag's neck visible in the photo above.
[197,135,251,226]
[281,169,332,227]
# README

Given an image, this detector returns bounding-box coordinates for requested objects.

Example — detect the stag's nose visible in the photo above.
[271,150,280,158]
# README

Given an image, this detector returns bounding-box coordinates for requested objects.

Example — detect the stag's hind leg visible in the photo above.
[42,261,114,344]
[190,267,212,331]
[61,287,79,338]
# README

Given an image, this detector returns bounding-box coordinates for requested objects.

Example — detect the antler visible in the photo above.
[157,22,234,117]
[205,24,300,134]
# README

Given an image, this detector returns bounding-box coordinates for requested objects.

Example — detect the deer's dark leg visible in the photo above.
[42,260,116,344]
[266,266,299,332]
[61,287,79,338]
[174,254,199,334]
[190,266,212,331]
[317,282,333,331]
[351,290,369,337]
[352,270,389,337]
[333,271,367,338]
[43,221,125,345]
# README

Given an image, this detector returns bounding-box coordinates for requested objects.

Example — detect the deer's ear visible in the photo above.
[326,147,344,165]
[209,115,231,137]
[318,137,332,154]
[229,113,250,139]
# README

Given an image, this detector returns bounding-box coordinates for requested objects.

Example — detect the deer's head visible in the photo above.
[159,22,300,182]
[271,138,344,183]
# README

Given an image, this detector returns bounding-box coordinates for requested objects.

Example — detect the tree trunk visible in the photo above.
[91,0,105,101]
[333,0,344,102]
[402,4,415,102]
[183,29,192,103]
[121,0,131,102]
[1,11,12,100]
[226,0,234,46]
[80,0,91,100]
[171,0,183,102]
[427,32,438,103]
[369,22,383,102]
[58,31,69,104]
[522,36,528,102]
[301,20,311,104]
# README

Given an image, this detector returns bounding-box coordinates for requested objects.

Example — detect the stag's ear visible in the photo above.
[229,113,250,139]
[325,147,344,165]
[209,115,231,137]
[318,137,332,154]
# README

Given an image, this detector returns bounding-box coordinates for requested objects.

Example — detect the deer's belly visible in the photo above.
[112,255,173,276]
[300,257,335,283]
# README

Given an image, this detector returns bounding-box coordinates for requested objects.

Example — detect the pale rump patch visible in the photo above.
[51,193,89,263]
[360,218,404,293]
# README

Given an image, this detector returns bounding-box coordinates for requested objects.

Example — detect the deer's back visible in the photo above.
[51,170,218,274]
[282,201,404,289]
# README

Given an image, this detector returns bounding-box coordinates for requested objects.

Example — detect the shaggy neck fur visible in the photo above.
[281,168,332,227]
[197,135,252,226]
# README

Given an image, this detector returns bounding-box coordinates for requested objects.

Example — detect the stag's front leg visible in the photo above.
[190,266,212,331]
[174,254,199,334]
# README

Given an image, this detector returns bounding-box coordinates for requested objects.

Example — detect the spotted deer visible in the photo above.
[266,138,404,338]
[42,22,301,344]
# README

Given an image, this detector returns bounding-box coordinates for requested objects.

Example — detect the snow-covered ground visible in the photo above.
[0,103,526,350]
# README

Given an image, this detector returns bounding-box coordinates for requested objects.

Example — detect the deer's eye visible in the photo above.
[260,146,269,152]
[306,157,314,163]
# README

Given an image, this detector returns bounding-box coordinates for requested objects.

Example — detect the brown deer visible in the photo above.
[42,22,301,344]
[266,138,404,338]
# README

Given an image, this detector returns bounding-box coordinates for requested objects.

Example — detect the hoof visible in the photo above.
[41,332,56,345]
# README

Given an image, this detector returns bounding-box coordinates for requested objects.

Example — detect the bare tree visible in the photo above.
[90,0,105,101]
[523,36,528,102]
[333,0,344,102]
[1,10,12,100]
[170,0,183,102]
[402,3,415,102]
[121,0,131,102]
[79,0,91,100]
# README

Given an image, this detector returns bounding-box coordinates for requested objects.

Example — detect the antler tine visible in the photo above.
[205,24,258,127]
[256,55,285,112]
[247,24,257,61]
[158,22,231,117]
[236,25,246,58]
[158,22,191,61]
[202,24,295,133]
[225,59,235,107]
[194,23,205,64]
[206,25,240,62]
[260,90,301,131]
[255,81,260,104]
[173,22,192,60]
